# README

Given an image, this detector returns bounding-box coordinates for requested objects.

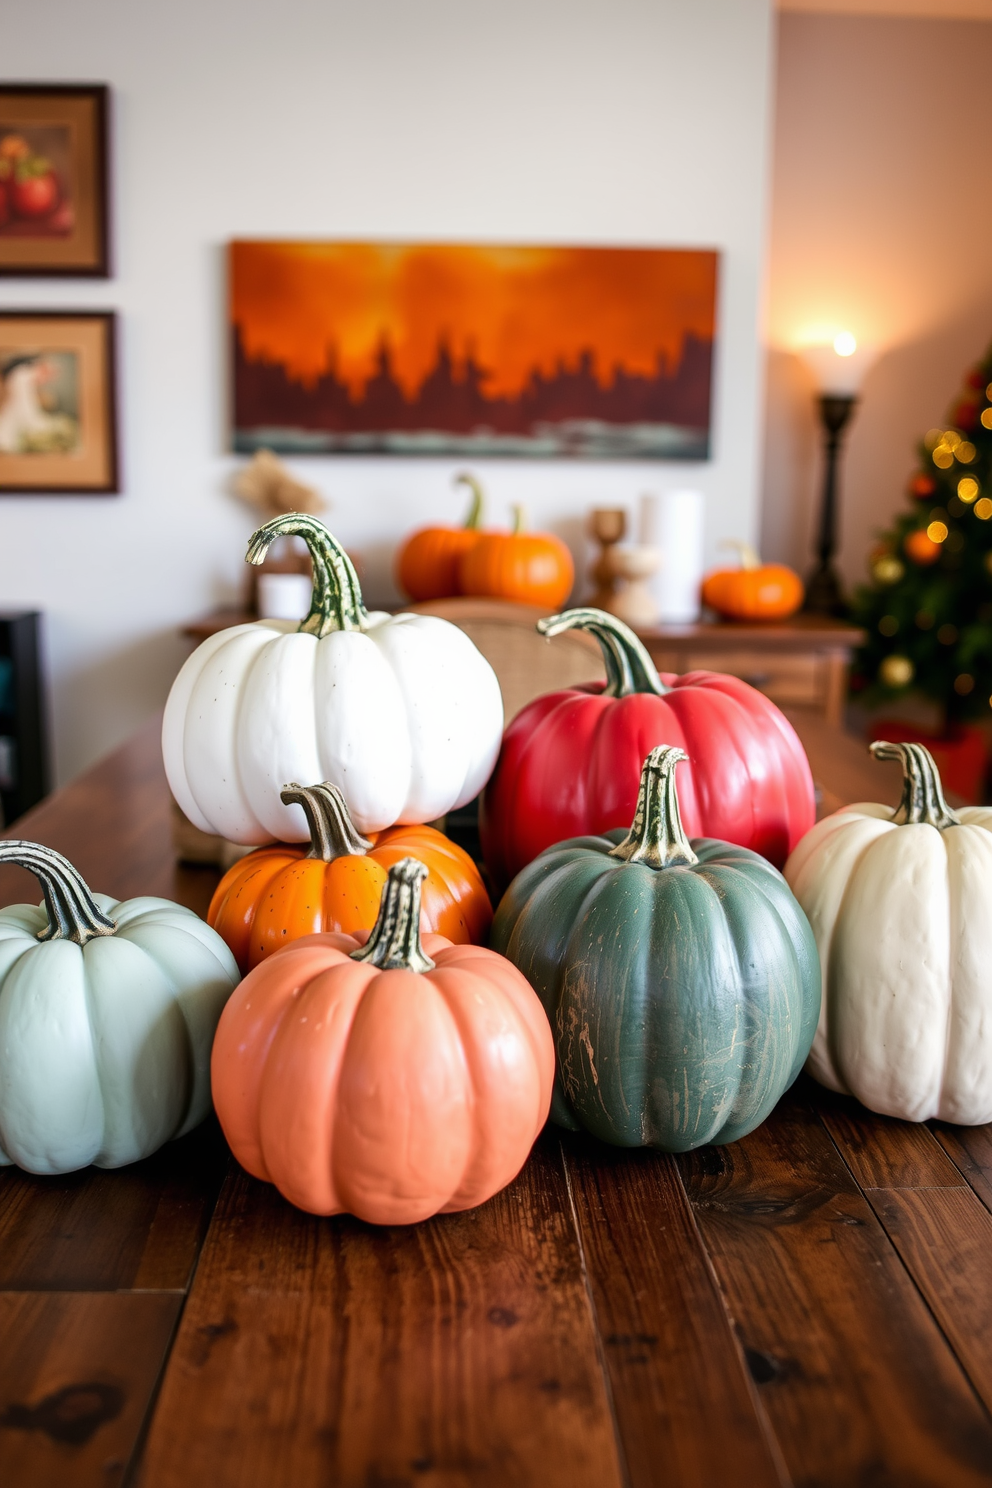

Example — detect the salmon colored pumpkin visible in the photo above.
[211,858,555,1223]
[701,542,804,621]
[458,504,574,609]
[207,781,492,973]
[395,473,486,601]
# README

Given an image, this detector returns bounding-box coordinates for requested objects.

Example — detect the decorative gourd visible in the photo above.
[208,780,492,972]
[163,512,504,843]
[491,748,820,1150]
[211,857,554,1223]
[480,606,815,889]
[395,472,486,601]
[0,842,239,1175]
[784,741,992,1123]
[701,541,804,621]
[457,504,574,609]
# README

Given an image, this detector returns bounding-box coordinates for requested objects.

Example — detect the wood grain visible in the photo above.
[0,1121,226,1292]
[678,1089,992,1487]
[562,1135,787,1488]
[816,1088,967,1190]
[137,1135,624,1488]
[932,1124,992,1215]
[0,1290,180,1488]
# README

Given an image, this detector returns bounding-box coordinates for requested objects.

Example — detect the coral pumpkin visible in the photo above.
[211,858,555,1223]
[458,505,574,609]
[480,607,816,889]
[701,542,804,621]
[395,472,486,602]
[208,781,492,973]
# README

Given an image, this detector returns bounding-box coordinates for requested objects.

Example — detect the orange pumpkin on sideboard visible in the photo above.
[395,472,486,601]
[458,504,574,609]
[701,541,804,621]
[210,858,555,1223]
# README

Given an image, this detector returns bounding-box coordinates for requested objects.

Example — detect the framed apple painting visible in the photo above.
[0,85,110,277]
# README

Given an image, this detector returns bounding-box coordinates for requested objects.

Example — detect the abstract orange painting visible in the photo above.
[231,241,717,458]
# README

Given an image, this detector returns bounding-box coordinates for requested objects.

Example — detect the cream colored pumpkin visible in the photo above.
[784,741,992,1123]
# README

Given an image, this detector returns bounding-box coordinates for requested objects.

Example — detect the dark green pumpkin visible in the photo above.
[490,746,820,1150]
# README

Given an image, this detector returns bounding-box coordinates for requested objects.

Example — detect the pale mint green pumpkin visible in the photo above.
[0,841,240,1175]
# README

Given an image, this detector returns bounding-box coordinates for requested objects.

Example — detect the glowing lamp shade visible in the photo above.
[798,333,874,396]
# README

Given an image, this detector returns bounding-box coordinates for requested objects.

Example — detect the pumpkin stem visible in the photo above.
[719,539,761,571]
[351,857,435,973]
[608,747,698,870]
[280,782,372,860]
[453,472,484,530]
[0,841,117,945]
[511,503,525,535]
[870,740,961,829]
[246,512,368,637]
[537,607,670,698]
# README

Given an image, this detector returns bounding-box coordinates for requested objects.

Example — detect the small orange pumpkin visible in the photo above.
[207,781,492,973]
[701,542,804,621]
[904,528,942,566]
[211,857,555,1222]
[395,472,485,601]
[457,504,574,609]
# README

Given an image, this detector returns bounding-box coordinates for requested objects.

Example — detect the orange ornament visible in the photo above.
[701,541,804,621]
[909,474,936,500]
[904,529,941,566]
[211,858,555,1222]
[458,504,574,609]
[207,781,492,974]
[395,473,485,601]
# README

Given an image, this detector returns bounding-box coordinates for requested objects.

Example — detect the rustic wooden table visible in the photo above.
[2,714,991,1488]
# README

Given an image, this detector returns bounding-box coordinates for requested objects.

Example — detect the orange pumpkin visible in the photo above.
[701,542,804,621]
[207,781,492,973]
[395,472,485,601]
[211,858,555,1222]
[904,528,942,566]
[457,504,574,609]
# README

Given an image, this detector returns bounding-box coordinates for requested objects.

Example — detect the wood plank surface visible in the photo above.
[932,1123,992,1215]
[0,1291,180,1488]
[137,1135,625,1488]
[816,1089,967,1190]
[0,1122,226,1293]
[678,1088,992,1488]
[562,1136,787,1488]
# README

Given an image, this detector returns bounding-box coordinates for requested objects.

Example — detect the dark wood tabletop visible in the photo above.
[2,713,991,1488]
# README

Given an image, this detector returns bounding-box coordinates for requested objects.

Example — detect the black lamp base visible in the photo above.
[803,562,846,617]
[803,393,857,618]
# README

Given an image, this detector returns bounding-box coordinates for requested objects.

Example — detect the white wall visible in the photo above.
[4,0,774,787]
[761,12,992,590]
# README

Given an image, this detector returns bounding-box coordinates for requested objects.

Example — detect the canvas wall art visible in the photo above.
[0,312,118,493]
[231,241,717,459]
[0,86,110,276]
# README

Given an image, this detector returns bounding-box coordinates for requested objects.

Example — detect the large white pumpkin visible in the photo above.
[784,740,992,1123]
[0,841,240,1175]
[163,513,504,843]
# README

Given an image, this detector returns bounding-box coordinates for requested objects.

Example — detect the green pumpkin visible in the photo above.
[490,746,820,1150]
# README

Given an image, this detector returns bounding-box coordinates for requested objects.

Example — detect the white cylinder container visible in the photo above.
[640,489,705,623]
[257,572,313,621]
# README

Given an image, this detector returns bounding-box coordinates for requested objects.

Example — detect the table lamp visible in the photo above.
[799,332,873,615]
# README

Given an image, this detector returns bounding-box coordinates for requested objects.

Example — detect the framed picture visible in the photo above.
[0,311,118,493]
[231,240,717,460]
[0,84,110,277]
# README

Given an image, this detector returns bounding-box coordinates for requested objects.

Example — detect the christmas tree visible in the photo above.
[851,341,992,723]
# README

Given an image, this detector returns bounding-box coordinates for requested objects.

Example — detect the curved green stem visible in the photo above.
[511,504,525,535]
[350,858,435,973]
[0,841,117,945]
[608,747,698,870]
[280,783,372,860]
[246,513,368,637]
[537,607,669,698]
[870,740,961,829]
[453,472,484,530]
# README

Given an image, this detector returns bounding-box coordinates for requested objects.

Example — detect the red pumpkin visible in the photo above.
[395,473,485,601]
[458,504,574,609]
[211,858,555,1223]
[480,607,815,889]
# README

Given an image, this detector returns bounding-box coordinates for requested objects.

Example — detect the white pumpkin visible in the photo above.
[0,841,240,1175]
[163,513,504,843]
[784,740,992,1123]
